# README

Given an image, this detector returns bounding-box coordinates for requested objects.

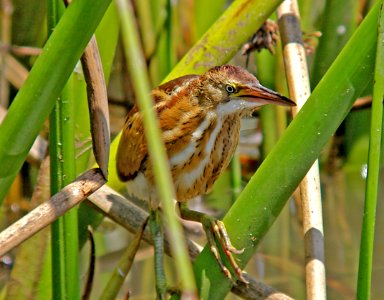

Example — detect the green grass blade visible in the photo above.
[311,0,359,86]
[192,2,380,298]
[115,0,197,296]
[0,0,112,203]
[357,2,384,298]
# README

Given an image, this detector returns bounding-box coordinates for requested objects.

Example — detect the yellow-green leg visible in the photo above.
[149,209,167,299]
[178,202,248,284]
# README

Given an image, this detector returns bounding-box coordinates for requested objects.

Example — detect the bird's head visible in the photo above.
[196,65,295,114]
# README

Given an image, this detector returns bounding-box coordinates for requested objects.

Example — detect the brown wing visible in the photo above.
[116,106,147,181]
[116,74,199,182]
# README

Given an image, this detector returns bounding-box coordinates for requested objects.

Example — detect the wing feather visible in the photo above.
[116,107,147,181]
[116,74,200,182]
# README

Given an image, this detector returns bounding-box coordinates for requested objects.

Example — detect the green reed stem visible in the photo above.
[0,0,112,203]
[230,153,242,202]
[357,2,384,298]
[48,2,66,299]
[48,1,79,299]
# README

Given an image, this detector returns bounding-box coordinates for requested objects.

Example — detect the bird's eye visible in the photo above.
[225,84,236,94]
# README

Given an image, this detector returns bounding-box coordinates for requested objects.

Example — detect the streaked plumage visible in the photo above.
[116,65,294,207]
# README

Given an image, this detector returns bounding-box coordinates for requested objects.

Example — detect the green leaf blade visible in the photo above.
[0,0,112,202]
[193,2,380,298]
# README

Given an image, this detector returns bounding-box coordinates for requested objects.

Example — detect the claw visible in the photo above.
[215,221,244,254]
[178,203,249,285]
[202,216,248,284]
[212,220,249,284]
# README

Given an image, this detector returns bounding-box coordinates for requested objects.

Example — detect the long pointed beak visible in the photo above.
[237,84,296,107]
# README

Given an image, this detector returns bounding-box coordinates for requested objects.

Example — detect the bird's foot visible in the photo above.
[178,203,248,285]
[201,215,249,285]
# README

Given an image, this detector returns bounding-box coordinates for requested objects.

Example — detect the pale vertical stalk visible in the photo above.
[277,1,326,300]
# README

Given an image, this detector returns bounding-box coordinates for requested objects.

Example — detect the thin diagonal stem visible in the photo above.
[115,0,197,297]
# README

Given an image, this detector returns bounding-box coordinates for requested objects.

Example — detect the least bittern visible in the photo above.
[117,65,295,297]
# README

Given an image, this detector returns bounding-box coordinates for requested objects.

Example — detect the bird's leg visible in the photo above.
[149,208,167,299]
[178,202,248,284]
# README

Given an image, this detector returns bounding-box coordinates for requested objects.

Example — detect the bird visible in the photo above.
[116,65,295,295]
